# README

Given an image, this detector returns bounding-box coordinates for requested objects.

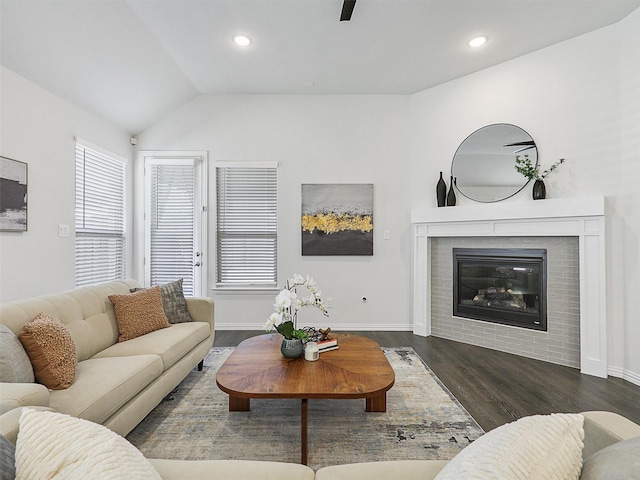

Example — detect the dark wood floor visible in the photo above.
[214,330,640,432]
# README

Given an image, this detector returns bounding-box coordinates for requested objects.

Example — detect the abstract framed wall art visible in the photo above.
[301,183,373,256]
[0,156,28,231]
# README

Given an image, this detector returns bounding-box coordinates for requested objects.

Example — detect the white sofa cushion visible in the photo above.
[49,354,163,423]
[434,413,584,480]
[92,322,210,371]
[150,459,315,480]
[16,408,161,479]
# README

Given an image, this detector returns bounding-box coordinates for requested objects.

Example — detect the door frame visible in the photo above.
[134,150,208,295]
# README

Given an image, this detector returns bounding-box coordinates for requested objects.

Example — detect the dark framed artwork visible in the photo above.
[0,156,28,231]
[301,183,373,256]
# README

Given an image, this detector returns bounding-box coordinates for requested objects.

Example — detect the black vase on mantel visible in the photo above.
[446,176,457,206]
[532,179,546,200]
[436,172,447,207]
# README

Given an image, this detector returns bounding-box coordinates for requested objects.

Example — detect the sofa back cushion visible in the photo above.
[0,280,141,362]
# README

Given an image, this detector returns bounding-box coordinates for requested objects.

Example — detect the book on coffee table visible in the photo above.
[319,345,339,353]
[318,338,338,352]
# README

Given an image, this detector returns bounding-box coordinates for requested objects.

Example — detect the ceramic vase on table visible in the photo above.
[436,172,447,207]
[280,338,304,359]
[532,179,546,200]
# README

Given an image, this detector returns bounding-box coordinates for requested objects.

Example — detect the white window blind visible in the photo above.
[75,142,126,287]
[216,165,277,286]
[148,162,196,295]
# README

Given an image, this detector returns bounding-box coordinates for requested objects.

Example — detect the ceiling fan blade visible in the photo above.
[340,0,356,21]
[503,141,535,147]
[512,145,536,153]
[504,140,536,154]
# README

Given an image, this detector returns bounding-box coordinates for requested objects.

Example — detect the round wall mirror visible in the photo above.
[452,123,537,203]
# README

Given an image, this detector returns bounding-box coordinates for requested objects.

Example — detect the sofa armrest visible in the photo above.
[582,411,640,458]
[0,406,54,445]
[0,382,50,414]
[185,297,214,330]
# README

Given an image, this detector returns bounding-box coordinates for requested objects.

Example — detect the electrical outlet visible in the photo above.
[325,298,333,308]
[383,230,391,240]
[58,224,70,238]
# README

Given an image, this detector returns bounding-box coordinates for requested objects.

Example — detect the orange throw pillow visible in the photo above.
[108,286,170,342]
[18,313,78,390]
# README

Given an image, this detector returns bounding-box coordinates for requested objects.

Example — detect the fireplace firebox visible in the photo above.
[453,248,547,331]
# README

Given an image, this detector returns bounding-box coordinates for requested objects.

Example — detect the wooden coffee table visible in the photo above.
[216,333,395,465]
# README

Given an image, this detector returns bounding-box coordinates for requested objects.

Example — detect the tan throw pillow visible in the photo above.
[108,286,170,342]
[18,313,77,390]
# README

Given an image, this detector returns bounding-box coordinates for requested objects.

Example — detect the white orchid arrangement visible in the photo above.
[265,274,329,340]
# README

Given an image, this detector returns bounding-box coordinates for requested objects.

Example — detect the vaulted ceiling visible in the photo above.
[2,0,639,135]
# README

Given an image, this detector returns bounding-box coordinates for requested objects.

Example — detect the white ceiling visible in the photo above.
[2,0,639,135]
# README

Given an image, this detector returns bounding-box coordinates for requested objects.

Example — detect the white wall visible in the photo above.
[0,67,133,302]
[136,95,412,331]
[410,9,640,383]
[1,8,637,383]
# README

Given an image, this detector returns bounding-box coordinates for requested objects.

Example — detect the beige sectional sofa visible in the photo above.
[146,411,640,479]
[0,279,214,442]
[1,410,639,479]
[2,282,640,478]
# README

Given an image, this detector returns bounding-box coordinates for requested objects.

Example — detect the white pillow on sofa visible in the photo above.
[435,413,585,480]
[16,408,162,480]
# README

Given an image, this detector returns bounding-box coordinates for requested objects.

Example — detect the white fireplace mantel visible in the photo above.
[411,196,606,378]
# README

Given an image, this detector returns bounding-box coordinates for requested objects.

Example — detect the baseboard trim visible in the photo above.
[608,366,640,387]
[216,322,413,331]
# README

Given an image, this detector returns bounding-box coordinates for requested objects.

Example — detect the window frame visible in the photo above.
[214,162,279,290]
[74,138,127,287]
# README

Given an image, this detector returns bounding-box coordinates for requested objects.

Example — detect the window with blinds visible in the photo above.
[216,164,277,287]
[75,141,126,287]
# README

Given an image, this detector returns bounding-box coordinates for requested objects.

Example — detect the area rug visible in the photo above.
[126,347,484,470]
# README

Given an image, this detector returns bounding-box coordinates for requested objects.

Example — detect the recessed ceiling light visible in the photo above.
[468,36,488,48]
[232,34,252,47]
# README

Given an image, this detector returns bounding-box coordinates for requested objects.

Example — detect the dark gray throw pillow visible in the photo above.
[130,279,193,324]
[580,436,640,479]
[160,279,192,324]
[0,434,15,480]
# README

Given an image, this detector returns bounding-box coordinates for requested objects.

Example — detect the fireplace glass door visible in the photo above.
[453,248,547,331]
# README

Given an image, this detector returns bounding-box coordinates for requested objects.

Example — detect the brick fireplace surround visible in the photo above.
[411,196,606,378]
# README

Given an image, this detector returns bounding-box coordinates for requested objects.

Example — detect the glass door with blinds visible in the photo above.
[143,154,207,296]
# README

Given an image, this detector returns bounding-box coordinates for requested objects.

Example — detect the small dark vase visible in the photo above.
[436,172,447,207]
[446,176,457,206]
[532,179,546,200]
[280,338,304,359]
